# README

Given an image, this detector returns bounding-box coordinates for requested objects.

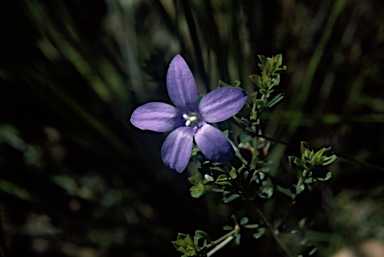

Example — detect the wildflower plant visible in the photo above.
[130,54,337,257]
[131,55,247,172]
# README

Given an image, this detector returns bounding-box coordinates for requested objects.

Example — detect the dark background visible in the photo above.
[0,0,383,256]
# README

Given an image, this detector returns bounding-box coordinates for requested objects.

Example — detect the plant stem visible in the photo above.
[232,117,384,173]
[250,102,259,169]
[207,236,234,257]
[205,225,240,257]
[255,208,294,257]
[251,131,259,169]
[209,225,239,246]
[228,139,249,165]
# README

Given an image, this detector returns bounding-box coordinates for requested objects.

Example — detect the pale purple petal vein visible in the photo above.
[130,55,248,172]
[166,55,199,111]
[130,102,182,132]
[199,87,248,123]
[161,126,195,173]
[194,122,235,163]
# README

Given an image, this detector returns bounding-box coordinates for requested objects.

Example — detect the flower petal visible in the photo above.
[194,122,234,163]
[199,87,247,123]
[161,126,194,173]
[166,55,199,111]
[130,102,183,132]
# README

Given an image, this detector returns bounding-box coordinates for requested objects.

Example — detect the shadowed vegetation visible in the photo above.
[0,0,383,256]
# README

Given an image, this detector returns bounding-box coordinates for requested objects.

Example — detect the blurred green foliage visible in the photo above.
[0,0,384,256]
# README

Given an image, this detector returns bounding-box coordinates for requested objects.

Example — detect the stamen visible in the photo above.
[182,112,201,127]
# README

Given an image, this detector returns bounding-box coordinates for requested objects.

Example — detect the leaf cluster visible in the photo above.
[288,141,337,195]
[180,55,338,257]
[172,230,210,257]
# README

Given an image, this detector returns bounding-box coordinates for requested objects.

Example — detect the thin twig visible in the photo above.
[207,236,234,257]
[205,225,239,257]
[208,225,239,246]
[231,118,384,172]
[332,151,384,172]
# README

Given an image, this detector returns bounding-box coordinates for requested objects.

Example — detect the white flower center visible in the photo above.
[182,112,201,127]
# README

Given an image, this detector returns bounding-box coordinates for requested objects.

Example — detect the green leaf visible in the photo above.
[316,171,332,181]
[249,74,262,88]
[188,173,203,185]
[244,224,260,229]
[233,115,250,127]
[222,130,229,137]
[184,234,194,246]
[243,170,249,180]
[322,154,337,165]
[216,174,229,182]
[173,239,187,248]
[298,218,307,229]
[252,227,266,239]
[266,93,285,109]
[229,167,238,179]
[260,186,273,199]
[173,233,196,255]
[230,214,238,224]
[238,133,252,148]
[233,80,241,87]
[276,184,293,197]
[295,184,305,195]
[250,170,260,183]
[312,147,327,160]
[287,156,296,166]
[235,234,241,245]
[277,54,283,66]
[293,157,303,167]
[194,230,208,239]
[300,141,309,155]
[210,166,226,173]
[254,99,267,108]
[222,192,240,203]
[218,80,231,88]
[190,183,206,198]
[223,225,233,231]
[259,88,268,95]
[271,74,280,87]
[203,174,214,182]
[240,217,249,226]
[0,180,32,201]
[258,55,267,68]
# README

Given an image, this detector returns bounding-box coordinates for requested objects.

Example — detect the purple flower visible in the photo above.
[130,55,248,173]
